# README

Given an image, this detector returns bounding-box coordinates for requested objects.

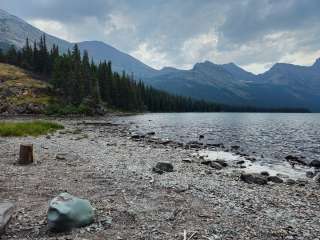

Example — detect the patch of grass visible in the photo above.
[0,120,64,137]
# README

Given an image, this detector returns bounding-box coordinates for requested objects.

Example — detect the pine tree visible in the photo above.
[81,50,91,97]
[6,45,18,65]
[0,48,4,62]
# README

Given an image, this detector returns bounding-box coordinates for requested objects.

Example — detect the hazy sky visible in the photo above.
[1,0,320,73]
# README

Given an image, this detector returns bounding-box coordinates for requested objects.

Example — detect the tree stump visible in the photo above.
[18,144,34,165]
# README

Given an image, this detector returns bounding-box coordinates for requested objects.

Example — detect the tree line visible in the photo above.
[0,35,223,113]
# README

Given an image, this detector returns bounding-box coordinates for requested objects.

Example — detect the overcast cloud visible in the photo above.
[1,0,320,73]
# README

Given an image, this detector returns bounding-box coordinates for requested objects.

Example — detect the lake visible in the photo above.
[118,113,320,179]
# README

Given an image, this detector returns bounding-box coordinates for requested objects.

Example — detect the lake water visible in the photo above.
[118,113,320,179]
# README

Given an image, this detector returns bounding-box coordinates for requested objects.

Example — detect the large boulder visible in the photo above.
[240,173,268,185]
[152,162,174,174]
[0,201,15,235]
[48,193,94,232]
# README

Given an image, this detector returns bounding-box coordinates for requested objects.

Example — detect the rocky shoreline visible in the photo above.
[1,117,320,239]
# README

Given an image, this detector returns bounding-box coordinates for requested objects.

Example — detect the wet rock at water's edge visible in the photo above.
[309,160,320,169]
[285,155,307,166]
[48,193,95,232]
[286,179,296,185]
[236,160,245,165]
[214,160,228,167]
[261,171,270,176]
[240,173,268,185]
[153,162,174,174]
[267,176,284,183]
[0,201,15,235]
[130,131,146,140]
[306,171,315,178]
[201,160,224,170]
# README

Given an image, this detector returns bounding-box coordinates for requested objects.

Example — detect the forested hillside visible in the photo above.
[0,35,221,114]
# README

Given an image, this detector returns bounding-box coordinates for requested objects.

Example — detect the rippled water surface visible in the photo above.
[118,113,320,165]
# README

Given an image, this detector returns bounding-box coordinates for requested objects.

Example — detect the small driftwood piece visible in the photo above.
[18,144,34,165]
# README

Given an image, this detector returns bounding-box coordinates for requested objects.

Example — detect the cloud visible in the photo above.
[1,0,320,73]
[131,42,169,69]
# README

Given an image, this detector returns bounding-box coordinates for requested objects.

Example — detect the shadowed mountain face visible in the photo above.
[1,8,319,111]
[146,60,320,111]
[77,41,157,79]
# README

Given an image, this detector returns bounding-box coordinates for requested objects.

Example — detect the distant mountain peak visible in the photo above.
[160,66,178,72]
[223,62,237,67]
[313,58,320,68]
[193,61,218,71]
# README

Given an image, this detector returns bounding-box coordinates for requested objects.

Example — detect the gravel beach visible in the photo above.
[0,117,320,240]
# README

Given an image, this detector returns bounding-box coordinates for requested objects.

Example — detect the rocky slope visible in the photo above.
[0,63,53,114]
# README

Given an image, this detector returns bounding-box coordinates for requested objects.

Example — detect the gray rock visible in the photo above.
[267,176,284,183]
[306,171,315,178]
[277,173,290,179]
[314,173,320,184]
[130,132,145,139]
[186,141,203,149]
[285,155,307,165]
[296,179,308,186]
[201,160,223,170]
[240,173,268,185]
[210,162,223,170]
[236,160,245,165]
[214,160,228,167]
[286,179,296,185]
[261,171,270,176]
[309,160,320,169]
[152,162,174,174]
[48,193,95,232]
[0,201,15,235]
[56,153,67,161]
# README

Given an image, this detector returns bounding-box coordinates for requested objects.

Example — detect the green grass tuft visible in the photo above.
[0,120,64,137]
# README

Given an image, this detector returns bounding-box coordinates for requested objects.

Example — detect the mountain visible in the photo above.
[145,61,252,106]
[146,60,320,111]
[0,9,156,78]
[77,41,157,78]
[221,63,256,82]
[0,9,71,51]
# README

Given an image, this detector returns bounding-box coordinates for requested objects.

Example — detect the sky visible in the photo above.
[1,0,320,74]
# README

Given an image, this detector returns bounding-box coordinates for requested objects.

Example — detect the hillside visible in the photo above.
[0,63,53,114]
[0,9,156,79]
